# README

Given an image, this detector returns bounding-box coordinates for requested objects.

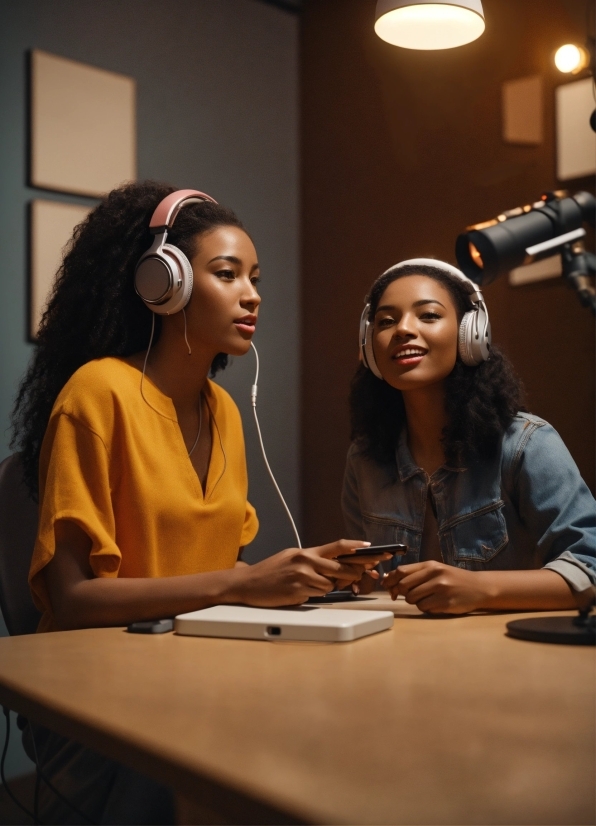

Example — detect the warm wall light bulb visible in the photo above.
[375,1,485,51]
[554,44,589,74]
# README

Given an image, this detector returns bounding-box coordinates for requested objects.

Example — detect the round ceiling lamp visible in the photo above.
[554,44,590,74]
[375,1,485,50]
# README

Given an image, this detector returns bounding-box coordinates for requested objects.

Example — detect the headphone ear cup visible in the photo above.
[138,244,193,316]
[458,311,478,366]
[363,321,383,380]
[359,304,384,380]
[458,307,492,366]
[135,249,173,305]
[160,244,193,314]
[476,305,491,362]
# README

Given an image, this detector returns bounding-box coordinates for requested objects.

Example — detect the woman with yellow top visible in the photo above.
[10,181,376,824]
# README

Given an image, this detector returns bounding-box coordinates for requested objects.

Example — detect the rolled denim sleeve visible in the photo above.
[342,446,366,540]
[513,423,596,591]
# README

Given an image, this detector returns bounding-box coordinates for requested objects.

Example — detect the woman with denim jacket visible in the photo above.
[343,259,596,614]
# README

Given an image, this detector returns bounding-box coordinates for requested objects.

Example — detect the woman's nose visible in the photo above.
[393,314,416,339]
[241,282,261,309]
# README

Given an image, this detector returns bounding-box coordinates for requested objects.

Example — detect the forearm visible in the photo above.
[50,568,245,630]
[45,529,372,628]
[477,568,577,611]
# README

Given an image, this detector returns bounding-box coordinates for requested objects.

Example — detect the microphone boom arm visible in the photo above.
[561,240,596,315]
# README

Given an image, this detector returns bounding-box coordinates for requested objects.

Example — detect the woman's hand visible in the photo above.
[382,562,579,614]
[232,540,387,607]
[381,561,489,614]
[351,569,381,595]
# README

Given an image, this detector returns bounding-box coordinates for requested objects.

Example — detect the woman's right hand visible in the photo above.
[231,539,384,607]
[351,569,381,595]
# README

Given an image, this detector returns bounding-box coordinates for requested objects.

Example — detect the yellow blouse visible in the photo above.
[30,357,258,631]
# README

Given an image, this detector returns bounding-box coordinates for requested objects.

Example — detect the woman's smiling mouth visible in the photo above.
[392,346,427,365]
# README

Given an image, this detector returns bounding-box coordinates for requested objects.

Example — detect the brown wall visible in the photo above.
[301,0,595,545]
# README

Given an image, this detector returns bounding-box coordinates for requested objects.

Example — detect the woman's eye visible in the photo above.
[250,276,261,286]
[420,312,442,320]
[216,269,236,280]
[377,318,395,328]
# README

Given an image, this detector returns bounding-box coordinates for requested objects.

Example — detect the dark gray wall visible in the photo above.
[0,0,298,779]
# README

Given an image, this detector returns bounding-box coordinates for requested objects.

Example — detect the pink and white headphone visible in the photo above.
[359,258,491,378]
[135,189,217,315]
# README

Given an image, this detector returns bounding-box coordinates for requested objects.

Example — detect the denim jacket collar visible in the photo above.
[395,427,467,482]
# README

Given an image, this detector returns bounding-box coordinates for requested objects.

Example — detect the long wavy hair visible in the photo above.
[350,264,526,467]
[11,180,246,498]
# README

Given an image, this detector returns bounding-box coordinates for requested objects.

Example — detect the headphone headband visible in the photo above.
[149,189,218,233]
[380,258,483,301]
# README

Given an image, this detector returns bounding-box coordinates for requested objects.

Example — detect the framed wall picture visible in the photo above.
[509,255,561,287]
[502,75,543,145]
[30,199,92,339]
[556,78,596,181]
[30,49,136,197]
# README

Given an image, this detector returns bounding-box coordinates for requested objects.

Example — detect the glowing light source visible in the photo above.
[374,1,485,51]
[554,44,589,74]
[468,242,484,269]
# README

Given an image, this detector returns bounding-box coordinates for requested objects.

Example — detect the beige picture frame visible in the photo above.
[555,78,596,181]
[501,75,543,145]
[30,199,92,339]
[30,49,136,198]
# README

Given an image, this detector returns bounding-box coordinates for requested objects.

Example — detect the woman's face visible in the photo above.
[372,275,459,393]
[186,225,261,357]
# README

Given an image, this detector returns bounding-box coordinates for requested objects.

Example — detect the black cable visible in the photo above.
[1,706,36,822]
[28,726,97,826]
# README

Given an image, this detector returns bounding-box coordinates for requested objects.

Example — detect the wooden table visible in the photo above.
[0,597,593,825]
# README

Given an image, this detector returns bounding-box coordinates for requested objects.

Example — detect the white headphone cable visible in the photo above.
[140,313,202,456]
[140,314,157,414]
[140,326,297,512]
[187,395,202,457]
[250,342,302,548]
[182,308,192,355]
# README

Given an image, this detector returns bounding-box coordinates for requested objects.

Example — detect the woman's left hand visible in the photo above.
[350,569,381,595]
[381,561,489,614]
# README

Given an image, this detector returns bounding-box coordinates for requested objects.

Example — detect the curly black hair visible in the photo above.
[11,180,246,498]
[350,264,526,468]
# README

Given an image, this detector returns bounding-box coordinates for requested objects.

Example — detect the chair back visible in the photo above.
[0,454,42,635]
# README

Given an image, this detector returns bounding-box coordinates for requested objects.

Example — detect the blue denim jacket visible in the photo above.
[342,413,596,592]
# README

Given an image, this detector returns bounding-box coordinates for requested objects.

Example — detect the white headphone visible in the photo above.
[359,258,491,378]
[135,189,218,315]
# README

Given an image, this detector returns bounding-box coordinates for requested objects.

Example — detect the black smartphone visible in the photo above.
[336,543,407,563]
[127,619,174,634]
[307,590,359,604]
